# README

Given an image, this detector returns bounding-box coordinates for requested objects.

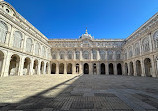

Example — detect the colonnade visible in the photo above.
[0,49,50,77]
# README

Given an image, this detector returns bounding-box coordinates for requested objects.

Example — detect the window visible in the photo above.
[52,52,56,59]
[153,31,158,49]
[100,50,105,60]
[68,51,73,59]
[142,37,150,52]
[76,51,80,59]
[116,51,121,60]
[93,50,97,59]
[26,38,32,52]
[13,31,22,48]
[135,43,140,56]
[83,51,89,59]
[59,51,64,59]
[108,51,113,60]
[128,47,133,57]
[0,21,7,43]
[35,43,40,55]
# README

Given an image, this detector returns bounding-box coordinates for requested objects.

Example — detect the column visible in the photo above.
[114,63,117,75]
[3,52,12,77]
[148,33,153,52]
[89,63,93,74]
[139,40,142,55]
[141,59,145,76]
[43,62,46,74]
[79,63,83,74]
[128,62,131,76]
[48,62,51,74]
[56,63,59,74]
[133,60,137,76]
[106,62,109,75]
[64,63,67,74]
[151,57,156,77]
[56,51,59,60]
[73,51,76,60]
[29,58,34,75]
[18,56,25,76]
[38,60,41,75]
[97,63,100,75]
[72,63,76,74]
[8,25,14,47]
[80,50,82,60]
[90,50,93,60]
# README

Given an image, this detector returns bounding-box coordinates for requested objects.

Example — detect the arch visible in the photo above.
[67,63,72,74]
[51,63,56,74]
[59,51,65,59]
[13,31,22,48]
[9,54,20,76]
[109,63,114,75]
[26,38,32,52]
[128,46,133,58]
[144,58,152,77]
[136,60,142,76]
[76,63,79,74]
[135,43,140,56]
[0,21,8,43]
[52,51,56,59]
[93,63,97,74]
[101,63,105,74]
[0,50,4,76]
[67,51,73,59]
[23,57,31,75]
[129,62,134,76]
[117,63,122,75]
[35,42,40,55]
[125,63,128,75]
[84,63,89,74]
[142,37,150,52]
[40,61,44,74]
[33,59,38,75]
[59,63,64,74]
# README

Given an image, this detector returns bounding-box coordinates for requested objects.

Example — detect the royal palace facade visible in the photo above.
[0,0,158,77]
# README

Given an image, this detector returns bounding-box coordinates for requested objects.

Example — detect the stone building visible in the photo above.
[0,0,158,77]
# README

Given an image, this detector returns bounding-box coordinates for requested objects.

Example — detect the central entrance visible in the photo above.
[84,63,89,74]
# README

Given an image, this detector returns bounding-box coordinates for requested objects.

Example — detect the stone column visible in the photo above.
[43,62,46,74]
[141,59,145,76]
[114,63,117,75]
[106,62,109,75]
[139,40,142,55]
[18,56,25,76]
[122,63,125,75]
[151,57,156,77]
[133,60,137,76]
[80,50,82,60]
[97,63,100,75]
[148,33,153,52]
[72,63,76,74]
[56,63,59,74]
[89,63,93,74]
[8,26,14,47]
[128,62,131,76]
[97,50,100,60]
[79,62,83,74]
[90,50,93,60]
[38,60,41,75]
[73,51,76,60]
[64,63,67,74]
[29,58,34,75]
[56,51,59,60]
[3,52,12,77]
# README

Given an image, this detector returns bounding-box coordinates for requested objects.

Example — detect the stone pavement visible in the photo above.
[0,74,158,111]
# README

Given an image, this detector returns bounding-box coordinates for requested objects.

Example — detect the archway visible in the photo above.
[9,54,20,76]
[40,61,44,74]
[0,50,4,76]
[67,63,72,74]
[144,58,152,77]
[136,60,141,76]
[51,63,56,74]
[23,57,31,75]
[84,63,89,74]
[109,63,114,75]
[130,62,134,76]
[125,63,128,75]
[46,62,49,74]
[59,63,64,74]
[33,60,38,75]
[93,63,97,74]
[117,63,122,75]
[101,63,105,74]
[76,63,79,74]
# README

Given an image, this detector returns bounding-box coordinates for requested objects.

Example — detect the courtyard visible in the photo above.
[0,74,158,111]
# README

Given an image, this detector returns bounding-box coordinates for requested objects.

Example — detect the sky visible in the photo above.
[5,0,158,39]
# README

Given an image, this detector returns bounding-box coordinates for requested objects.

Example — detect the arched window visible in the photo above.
[26,38,32,52]
[83,51,89,59]
[153,31,158,49]
[67,51,73,59]
[35,43,40,55]
[42,46,46,57]
[135,43,140,56]
[76,51,80,59]
[142,37,150,52]
[93,50,97,59]
[108,51,113,60]
[116,51,121,60]
[13,31,22,48]
[52,51,56,59]
[100,50,105,60]
[0,21,7,43]
[59,51,65,59]
[128,46,133,58]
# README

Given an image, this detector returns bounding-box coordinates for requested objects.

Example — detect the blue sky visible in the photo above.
[5,0,158,39]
